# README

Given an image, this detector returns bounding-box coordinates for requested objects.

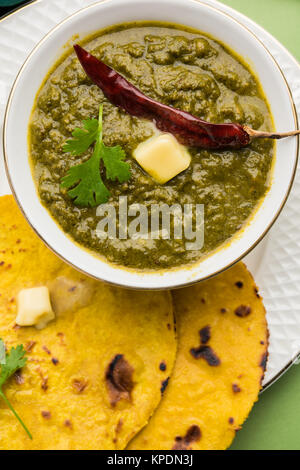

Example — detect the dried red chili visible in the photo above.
[74,44,300,150]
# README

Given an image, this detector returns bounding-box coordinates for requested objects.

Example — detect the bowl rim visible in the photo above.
[2,0,299,290]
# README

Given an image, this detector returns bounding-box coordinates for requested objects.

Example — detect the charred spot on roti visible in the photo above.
[220,307,227,314]
[235,281,243,288]
[106,354,134,407]
[159,361,167,371]
[43,345,51,355]
[57,332,65,346]
[232,383,241,393]
[115,419,123,434]
[190,325,220,366]
[260,352,268,371]
[199,326,211,345]
[172,425,201,450]
[190,345,221,366]
[112,419,124,444]
[37,368,49,392]
[173,439,191,450]
[160,377,169,394]
[254,287,260,298]
[41,377,48,391]
[14,370,24,385]
[25,341,36,353]
[173,316,177,333]
[185,425,201,443]
[235,305,251,317]
[260,373,264,385]
[72,379,88,394]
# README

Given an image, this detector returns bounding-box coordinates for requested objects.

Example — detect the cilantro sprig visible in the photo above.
[61,105,131,207]
[63,118,99,156]
[0,339,32,439]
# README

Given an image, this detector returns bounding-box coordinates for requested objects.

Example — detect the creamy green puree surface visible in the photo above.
[29,22,274,270]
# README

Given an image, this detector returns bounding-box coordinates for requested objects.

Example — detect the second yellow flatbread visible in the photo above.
[0,196,176,450]
[129,262,268,450]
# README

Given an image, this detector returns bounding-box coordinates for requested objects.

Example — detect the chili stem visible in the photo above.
[244,125,300,140]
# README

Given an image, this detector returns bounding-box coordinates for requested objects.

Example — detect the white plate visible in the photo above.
[0,0,299,388]
[4,0,298,291]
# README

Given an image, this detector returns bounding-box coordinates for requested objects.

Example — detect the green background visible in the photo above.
[221,0,300,451]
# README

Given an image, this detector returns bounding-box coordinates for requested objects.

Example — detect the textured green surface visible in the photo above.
[31,23,274,270]
[221,0,300,450]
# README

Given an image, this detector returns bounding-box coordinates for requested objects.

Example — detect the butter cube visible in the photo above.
[16,287,55,330]
[133,133,191,184]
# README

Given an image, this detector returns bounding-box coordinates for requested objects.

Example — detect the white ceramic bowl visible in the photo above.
[3,0,298,290]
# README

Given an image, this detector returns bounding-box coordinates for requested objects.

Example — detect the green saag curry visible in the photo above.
[29,22,274,270]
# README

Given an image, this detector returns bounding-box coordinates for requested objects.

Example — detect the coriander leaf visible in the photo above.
[0,344,27,387]
[61,154,110,207]
[102,144,131,183]
[0,339,5,365]
[61,105,110,207]
[63,119,98,156]
[0,342,32,439]
[61,104,131,207]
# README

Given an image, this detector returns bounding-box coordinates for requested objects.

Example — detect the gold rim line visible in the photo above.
[1,0,300,392]
[2,0,299,289]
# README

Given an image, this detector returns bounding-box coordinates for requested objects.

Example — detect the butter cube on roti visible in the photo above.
[16,286,55,330]
[133,133,191,184]
[0,196,176,451]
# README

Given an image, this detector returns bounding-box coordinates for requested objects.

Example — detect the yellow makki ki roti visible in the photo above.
[0,196,176,450]
[129,262,268,450]
[0,196,268,450]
